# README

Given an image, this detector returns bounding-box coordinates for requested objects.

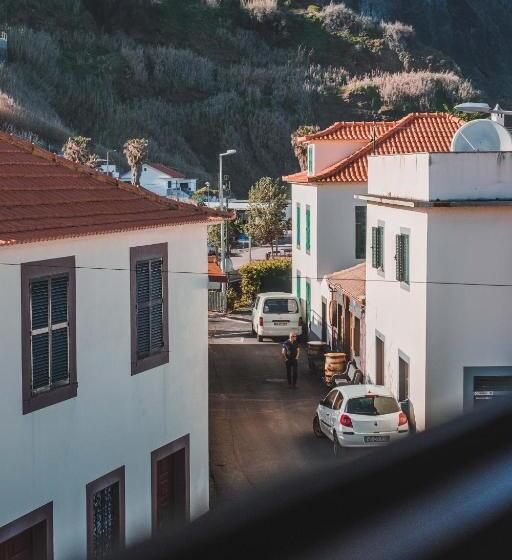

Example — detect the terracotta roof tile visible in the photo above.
[208,257,227,282]
[299,121,395,142]
[328,262,366,302]
[284,113,463,184]
[0,132,227,247]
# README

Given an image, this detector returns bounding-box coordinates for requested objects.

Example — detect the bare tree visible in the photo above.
[123,138,149,186]
[291,125,320,171]
[62,136,99,168]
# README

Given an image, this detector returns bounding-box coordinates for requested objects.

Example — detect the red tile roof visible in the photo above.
[284,113,463,184]
[327,262,366,303]
[299,121,395,142]
[208,256,227,283]
[148,162,186,178]
[0,132,227,247]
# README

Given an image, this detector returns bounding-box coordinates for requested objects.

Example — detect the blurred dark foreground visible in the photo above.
[116,400,512,560]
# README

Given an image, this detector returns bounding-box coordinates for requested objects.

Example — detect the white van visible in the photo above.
[252,292,303,342]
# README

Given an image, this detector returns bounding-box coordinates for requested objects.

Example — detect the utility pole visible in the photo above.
[219,150,237,309]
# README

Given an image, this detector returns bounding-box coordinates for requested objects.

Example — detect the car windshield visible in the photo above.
[263,298,298,314]
[346,396,400,416]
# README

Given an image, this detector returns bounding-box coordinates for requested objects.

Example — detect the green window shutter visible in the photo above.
[306,279,311,323]
[296,204,301,249]
[355,206,367,259]
[396,234,403,281]
[136,258,164,359]
[307,145,313,174]
[378,226,384,268]
[402,234,410,284]
[296,271,301,299]
[371,227,378,268]
[306,206,311,253]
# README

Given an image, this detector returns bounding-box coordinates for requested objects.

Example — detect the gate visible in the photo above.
[208,290,226,312]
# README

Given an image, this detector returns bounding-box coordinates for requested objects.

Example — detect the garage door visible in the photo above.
[473,376,512,407]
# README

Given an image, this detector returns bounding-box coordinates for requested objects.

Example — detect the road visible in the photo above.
[208,315,369,506]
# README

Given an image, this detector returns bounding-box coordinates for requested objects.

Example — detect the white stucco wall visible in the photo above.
[368,152,512,201]
[365,205,428,429]
[292,182,366,339]
[424,207,512,428]
[0,224,209,559]
[138,166,197,198]
[312,140,367,175]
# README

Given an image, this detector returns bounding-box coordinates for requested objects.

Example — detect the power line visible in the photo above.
[0,261,511,287]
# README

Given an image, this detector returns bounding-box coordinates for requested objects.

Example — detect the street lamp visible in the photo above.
[219,149,237,275]
[454,102,512,126]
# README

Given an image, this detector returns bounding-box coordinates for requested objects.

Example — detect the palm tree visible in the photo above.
[123,138,149,186]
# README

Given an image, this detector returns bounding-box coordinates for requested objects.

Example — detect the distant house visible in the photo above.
[0,132,226,559]
[121,162,197,200]
[360,150,512,431]
[283,113,463,341]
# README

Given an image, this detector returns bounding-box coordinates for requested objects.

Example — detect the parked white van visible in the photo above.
[252,292,303,342]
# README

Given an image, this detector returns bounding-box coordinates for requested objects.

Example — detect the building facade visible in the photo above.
[0,133,224,560]
[121,162,197,200]
[283,113,462,340]
[362,151,512,431]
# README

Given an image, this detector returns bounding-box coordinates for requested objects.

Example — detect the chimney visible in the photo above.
[491,104,505,127]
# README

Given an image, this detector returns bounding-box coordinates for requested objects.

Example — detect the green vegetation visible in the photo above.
[238,258,291,307]
[0,0,504,194]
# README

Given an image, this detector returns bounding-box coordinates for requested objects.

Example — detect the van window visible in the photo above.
[263,299,299,314]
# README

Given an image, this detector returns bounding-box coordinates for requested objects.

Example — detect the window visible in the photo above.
[167,180,173,190]
[307,145,314,175]
[130,244,169,375]
[305,205,311,254]
[0,502,53,560]
[296,271,301,299]
[296,203,301,249]
[21,257,77,415]
[333,392,343,410]
[151,435,190,535]
[395,233,410,284]
[371,226,384,269]
[324,389,338,408]
[263,299,299,314]
[86,467,125,560]
[399,355,410,402]
[346,396,400,416]
[355,206,367,259]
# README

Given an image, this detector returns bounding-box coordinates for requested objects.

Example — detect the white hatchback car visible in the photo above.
[252,292,303,342]
[313,385,409,455]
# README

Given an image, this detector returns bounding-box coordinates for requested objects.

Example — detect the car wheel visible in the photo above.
[257,335,264,342]
[313,415,324,438]
[333,431,343,457]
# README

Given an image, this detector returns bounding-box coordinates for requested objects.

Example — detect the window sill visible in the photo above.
[132,350,169,376]
[23,382,78,415]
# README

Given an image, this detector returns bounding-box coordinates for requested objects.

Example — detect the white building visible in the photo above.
[361,150,512,431]
[121,162,197,200]
[0,132,225,560]
[283,113,462,340]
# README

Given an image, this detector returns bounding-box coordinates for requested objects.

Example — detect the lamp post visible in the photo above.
[219,150,236,274]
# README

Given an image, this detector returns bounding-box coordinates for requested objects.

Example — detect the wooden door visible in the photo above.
[156,449,187,530]
[0,523,46,560]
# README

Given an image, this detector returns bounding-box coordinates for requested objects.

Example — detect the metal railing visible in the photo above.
[208,290,226,313]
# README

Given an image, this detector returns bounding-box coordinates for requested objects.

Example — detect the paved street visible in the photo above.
[208,315,369,506]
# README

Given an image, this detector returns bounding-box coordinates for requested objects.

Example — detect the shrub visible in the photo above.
[320,3,377,36]
[343,70,476,113]
[238,258,291,307]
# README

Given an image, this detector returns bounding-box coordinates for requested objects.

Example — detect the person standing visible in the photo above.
[282,332,300,389]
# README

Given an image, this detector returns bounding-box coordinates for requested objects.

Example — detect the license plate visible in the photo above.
[364,436,390,443]
[274,321,288,326]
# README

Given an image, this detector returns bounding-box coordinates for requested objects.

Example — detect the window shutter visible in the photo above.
[51,276,69,383]
[396,234,403,281]
[403,234,410,284]
[371,227,378,268]
[150,260,164,351]
[296,204,301,249]
[355,207,367,259]
[30,280,50,391]
[378,227,384,268]
[306,206,311,253]
[52,328,69,383]
[136,262,151,358]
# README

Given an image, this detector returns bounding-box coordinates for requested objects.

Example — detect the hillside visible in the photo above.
[0,0,506,195]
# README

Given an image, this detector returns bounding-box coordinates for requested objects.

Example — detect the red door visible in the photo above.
[156,449,187,530]
[0,523,46,560]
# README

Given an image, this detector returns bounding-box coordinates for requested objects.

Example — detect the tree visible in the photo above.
[192,185,219,206]
[245,177,288,253]
[208,217,243,254]
[62,136,99,168]
[291,125,320,171]
[123,138,149,186]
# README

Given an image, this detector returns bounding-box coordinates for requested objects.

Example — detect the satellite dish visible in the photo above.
[451,119,512,152]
